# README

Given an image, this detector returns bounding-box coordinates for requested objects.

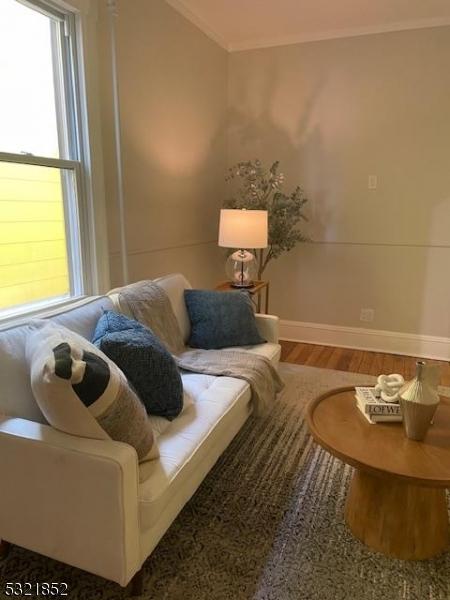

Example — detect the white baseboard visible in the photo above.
[280,320,450,361]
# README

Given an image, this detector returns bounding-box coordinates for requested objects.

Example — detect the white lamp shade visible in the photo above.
[218,209,268,249]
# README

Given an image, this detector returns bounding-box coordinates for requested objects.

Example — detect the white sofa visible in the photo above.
[0,274,280,589]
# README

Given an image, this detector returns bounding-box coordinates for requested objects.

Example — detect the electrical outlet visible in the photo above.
[360,308,375,322]
[368,175,377,190]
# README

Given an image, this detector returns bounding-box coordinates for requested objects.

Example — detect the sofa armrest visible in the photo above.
[255,313,279,344]
[0,417,141,586]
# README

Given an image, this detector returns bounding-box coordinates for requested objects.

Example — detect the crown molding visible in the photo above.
[164,0,229,51]
[229,16,450,52]
[164,1,450,53]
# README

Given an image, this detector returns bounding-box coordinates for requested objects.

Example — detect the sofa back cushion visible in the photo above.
[153,274,192,343]
[0,324,44,423]
[0,296,113,422]
[109,273,192,343]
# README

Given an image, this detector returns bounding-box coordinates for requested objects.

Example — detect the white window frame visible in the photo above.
[0,0,106,324]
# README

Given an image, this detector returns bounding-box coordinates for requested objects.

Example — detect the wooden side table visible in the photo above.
[215,280,270,314]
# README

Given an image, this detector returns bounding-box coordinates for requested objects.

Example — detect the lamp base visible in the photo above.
[226,250,258,289]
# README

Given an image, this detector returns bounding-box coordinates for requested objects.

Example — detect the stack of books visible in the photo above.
[355,387,402,424]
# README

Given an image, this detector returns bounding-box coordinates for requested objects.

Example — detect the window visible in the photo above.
[0,0,89,319]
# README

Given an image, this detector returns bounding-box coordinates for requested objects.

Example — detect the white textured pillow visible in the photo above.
[26,321,159,462]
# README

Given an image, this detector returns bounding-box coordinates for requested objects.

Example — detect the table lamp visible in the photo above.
[218,209,268,287]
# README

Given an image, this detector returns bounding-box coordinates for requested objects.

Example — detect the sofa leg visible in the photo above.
[0,540,10,560]
[129,568,144,597]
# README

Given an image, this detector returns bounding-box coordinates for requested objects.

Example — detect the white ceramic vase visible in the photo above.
[399,361,440,441]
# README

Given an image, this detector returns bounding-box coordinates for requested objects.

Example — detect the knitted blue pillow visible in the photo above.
[92,311,183,420]
[184,290,266,350]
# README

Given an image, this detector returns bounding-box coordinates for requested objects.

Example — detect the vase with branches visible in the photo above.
[224,160,309,279]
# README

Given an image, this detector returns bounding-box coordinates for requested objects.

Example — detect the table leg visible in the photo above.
[345,469,449,560]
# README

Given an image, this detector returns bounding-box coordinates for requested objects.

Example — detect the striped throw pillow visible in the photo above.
[26,321,158,462]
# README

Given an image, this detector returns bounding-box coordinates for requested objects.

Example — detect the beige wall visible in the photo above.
[228,27,450,338]
[97,0,227,288]
[96,5,449,340]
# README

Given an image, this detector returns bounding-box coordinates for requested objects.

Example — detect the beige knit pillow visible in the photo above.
[26,321,158,462]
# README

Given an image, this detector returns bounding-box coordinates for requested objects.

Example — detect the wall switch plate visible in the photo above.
[368,175,377,190]
[360,308,375,322]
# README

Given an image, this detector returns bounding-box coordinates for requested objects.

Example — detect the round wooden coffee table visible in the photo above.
[307,386,450,560]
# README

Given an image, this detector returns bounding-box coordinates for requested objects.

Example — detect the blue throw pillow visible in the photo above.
[92,311,183,420]
[184,290,266,350]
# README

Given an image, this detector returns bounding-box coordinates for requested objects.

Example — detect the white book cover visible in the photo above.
[355,396,402,424]
[355,386,379,404]
[355,387,402,416]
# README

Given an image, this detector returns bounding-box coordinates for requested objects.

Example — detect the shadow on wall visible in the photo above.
[226,54,448,337]
[227,63,332,237]
[226,63,342,322]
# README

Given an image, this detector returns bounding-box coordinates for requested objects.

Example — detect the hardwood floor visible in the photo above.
[280,340,450,387]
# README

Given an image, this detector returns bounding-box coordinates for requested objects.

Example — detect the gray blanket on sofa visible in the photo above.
[118,281,283,416]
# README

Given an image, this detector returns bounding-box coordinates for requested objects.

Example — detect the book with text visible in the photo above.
[354,386,402,424]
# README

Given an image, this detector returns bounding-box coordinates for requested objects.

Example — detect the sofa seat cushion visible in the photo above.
[146,342,279,439]
[148,391,194,437]
[221,342,281,365]
[138,373,251,530]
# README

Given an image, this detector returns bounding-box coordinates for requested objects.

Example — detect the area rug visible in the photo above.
[1,363,449,600]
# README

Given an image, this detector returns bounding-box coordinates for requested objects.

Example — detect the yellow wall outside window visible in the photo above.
[0,162,70,311]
